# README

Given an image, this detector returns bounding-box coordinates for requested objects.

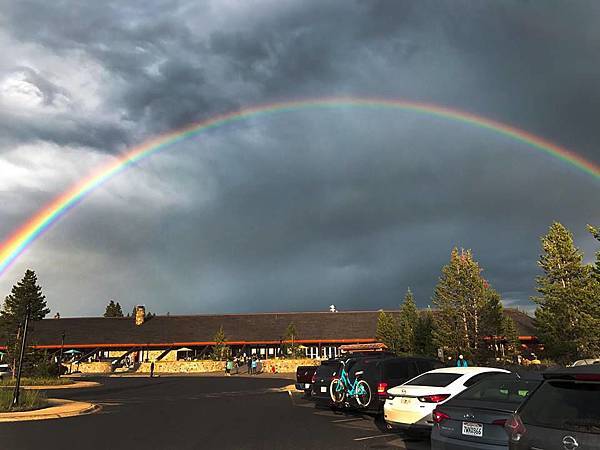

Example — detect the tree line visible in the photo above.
[375,222,600,364]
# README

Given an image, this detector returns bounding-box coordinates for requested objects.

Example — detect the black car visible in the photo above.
[310,352,393,407]
[311,358,344,406]
[431,373,541,450]
[506,365,600,449]
[348,355,444,412]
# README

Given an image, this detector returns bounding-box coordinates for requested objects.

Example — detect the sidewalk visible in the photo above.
[0,398,99,423]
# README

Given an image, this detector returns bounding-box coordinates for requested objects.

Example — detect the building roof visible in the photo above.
[19,308,536,349]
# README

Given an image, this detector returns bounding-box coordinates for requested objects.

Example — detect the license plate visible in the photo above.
[321,386,327,393]
[399,397,412,405]
[304,383,310,389]
[462,422,483,437]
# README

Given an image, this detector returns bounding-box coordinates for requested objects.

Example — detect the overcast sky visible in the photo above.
[0,0,599,317]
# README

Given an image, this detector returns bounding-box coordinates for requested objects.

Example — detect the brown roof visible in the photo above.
[20,308,536,349]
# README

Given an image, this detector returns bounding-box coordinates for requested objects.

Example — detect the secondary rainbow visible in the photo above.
[1,97,599,278]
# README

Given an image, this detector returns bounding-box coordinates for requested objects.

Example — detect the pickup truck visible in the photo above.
[295,365,317,397]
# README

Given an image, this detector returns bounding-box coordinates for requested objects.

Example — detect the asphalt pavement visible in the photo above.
[0,376,431,450]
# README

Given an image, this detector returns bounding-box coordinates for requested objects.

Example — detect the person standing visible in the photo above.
[456,354,468,367]
[225,358,232,376]
[251,357,257,375]
[150,361,155,378]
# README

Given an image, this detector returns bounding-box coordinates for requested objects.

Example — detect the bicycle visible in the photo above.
[329,359,372,408]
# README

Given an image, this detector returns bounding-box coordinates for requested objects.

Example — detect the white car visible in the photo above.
[0,364,11,380]
[384,367,509,433]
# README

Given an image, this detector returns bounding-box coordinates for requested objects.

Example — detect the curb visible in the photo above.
[21,381,100,390]
[0,398,101,423]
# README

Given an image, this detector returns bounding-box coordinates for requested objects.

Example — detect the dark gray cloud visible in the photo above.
[0,0,598,316]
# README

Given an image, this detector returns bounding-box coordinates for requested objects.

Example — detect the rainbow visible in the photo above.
[1,97,599,278]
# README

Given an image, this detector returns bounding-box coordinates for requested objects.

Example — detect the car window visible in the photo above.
[457,378,540,403]
[521,381,600,434]
[384,361,411,379]
[463,372,502,387]
[405,372,462,387]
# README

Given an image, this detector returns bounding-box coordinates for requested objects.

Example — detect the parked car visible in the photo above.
[506,365,600,449]
[431,373,541,449]
[311,359,344,406]
[295,365,317,396]
[571,358,600,367]
[345,355,444,412]
[384,367,510,434]
[0,363,11,380]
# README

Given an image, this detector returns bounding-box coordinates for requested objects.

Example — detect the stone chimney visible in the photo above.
[135,305,146,326]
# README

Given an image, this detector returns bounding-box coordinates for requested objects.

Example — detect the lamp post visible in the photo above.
[12,303,31,407]
[58,331,65,375]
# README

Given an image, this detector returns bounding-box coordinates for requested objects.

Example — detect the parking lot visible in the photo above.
[0,376,430,450]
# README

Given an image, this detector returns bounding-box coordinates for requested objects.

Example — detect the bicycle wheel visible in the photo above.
[355,380,372,408]
[330,378,346,403]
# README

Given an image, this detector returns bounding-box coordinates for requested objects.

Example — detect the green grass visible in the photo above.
[0,388,47,412]
[0,376,74,387]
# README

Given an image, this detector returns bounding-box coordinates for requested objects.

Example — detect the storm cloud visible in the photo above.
[0,0,598,316]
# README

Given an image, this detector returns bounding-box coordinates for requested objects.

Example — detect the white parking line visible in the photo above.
[353,434,390,441]
[332,417,364,423]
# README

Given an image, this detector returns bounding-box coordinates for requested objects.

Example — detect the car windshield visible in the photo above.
[521,381,600,433]
[405,372,462,387]
[455,378,540,404]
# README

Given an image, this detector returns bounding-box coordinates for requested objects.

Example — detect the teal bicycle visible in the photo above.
[329,359,372,408]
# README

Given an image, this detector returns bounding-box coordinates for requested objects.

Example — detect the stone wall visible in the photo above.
[260,358,320,374]
[72,361,113,373]
[136,360,224,373]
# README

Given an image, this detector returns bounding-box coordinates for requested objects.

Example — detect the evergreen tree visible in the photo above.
[432,248,503,360]
[588,225,600,282]
[103,300,124,317]
[212,326,230,361]
[0,270,50,376]
[414,308,437,357]
[532,222,599,363]
[398,289,419,353]
[502,316,520,361]
[283,322,300,358]
[376,310,401,354]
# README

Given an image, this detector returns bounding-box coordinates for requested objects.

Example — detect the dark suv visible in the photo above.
[348,355,444,412]
[506,365,600,449]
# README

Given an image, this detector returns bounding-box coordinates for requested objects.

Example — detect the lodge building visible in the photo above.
[13,307,538,366]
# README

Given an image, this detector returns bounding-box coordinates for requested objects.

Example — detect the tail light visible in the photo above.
[432,408,450,424]
[377,382,389,397]
[505,414,526,442]
[574,374,600,381]
[418,394,451,403]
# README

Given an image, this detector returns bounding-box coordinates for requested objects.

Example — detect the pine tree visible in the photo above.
[433,248,503,360]
[414,308,436,357]
[103,300,124,317]
[283,322,300,358]
[502,316,520,362]
[376,310,401,354]
[532,222,599,363]
[212,326,230,361]
[0,270,50,376]
[398,289,419,353]
[588,225,600,282]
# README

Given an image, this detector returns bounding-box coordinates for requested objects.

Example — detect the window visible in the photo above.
[463,372,503,388]
[457,378,540,403]
[384,361,411,379]
[405,372,462,387]
[521,381,600,433]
